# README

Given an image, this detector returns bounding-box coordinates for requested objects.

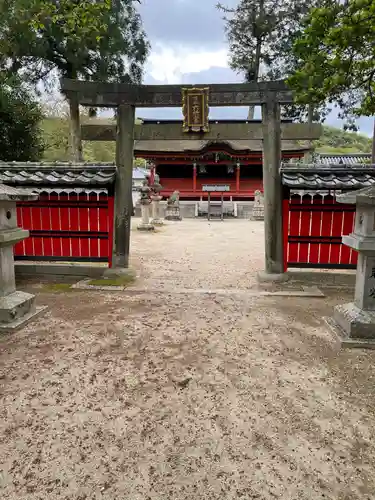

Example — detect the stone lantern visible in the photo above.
[150,173,164,226]
[334,186,375,343]
[137,179,154,231]
[0,184,46,331]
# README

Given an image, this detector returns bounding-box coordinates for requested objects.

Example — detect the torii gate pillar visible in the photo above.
[258,97,286,281]
[111,104,135,271]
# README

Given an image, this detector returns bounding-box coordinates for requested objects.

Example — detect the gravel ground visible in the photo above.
[130,219,265,290]
[1,219,375,500]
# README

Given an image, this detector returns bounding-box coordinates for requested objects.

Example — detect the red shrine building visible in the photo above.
[134,119,311,201]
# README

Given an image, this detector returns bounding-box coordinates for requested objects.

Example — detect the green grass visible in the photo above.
[87,276,135,287]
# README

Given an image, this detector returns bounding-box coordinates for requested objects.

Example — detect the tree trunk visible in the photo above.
[372,118,375,164]
[247,0,263,122]
[304,103,315,163]
[247,42,261,120]
[69,96,83,162]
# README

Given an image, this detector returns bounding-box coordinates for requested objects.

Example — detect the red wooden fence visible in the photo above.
[283,193,357,270]
[14,192,114,266]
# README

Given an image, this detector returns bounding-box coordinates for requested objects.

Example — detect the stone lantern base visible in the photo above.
[137,223,155,231]
[334,302,375,340]
[137,203,155,231]
[0,185,48,333]
[151,195,164,226]
[0,291,47,333]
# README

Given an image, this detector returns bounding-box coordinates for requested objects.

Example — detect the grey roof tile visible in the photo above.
[0,162,116,186]
[316,153,371,164]
[281,163,375,190]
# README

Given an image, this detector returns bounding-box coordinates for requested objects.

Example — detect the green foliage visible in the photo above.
[27,0,111,39]
[0,0,112,77]
[314,126,371,153]
[0,0,150,83]
[42,116,116,162]
[217,0,326,121]
[41,117,69,161]
[0,74,44,161]
[288,0,375,122]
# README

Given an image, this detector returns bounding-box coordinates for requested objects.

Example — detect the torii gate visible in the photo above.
[60,79,321,281]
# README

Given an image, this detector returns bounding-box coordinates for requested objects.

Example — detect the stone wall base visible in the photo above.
[136,201,257,219]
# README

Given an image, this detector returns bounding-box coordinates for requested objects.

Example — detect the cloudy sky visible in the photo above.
[136,0,373,136]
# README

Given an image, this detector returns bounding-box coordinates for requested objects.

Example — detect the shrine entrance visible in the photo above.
[61,79,321,279]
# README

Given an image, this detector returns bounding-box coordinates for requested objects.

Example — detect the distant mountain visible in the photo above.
[314,126,371,154]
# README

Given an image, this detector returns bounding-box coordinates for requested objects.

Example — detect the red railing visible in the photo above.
[283,193,357,270]
[160,177,263,198]
[14,192,114,266]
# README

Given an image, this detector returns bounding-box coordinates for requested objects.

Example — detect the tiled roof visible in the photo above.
[315,153,371,164]
[0,162,116,186]
[281,164,375,190]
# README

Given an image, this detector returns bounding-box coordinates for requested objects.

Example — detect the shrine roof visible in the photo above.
[281,163,375,190]
[134,139,310,154]
[315,153,371,164]
[0,162,116,187]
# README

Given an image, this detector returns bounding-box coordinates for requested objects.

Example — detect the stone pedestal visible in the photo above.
[0,184,47,332]
[251,190,265,220]
[151,195,164,226]
[165,206,182,221]
[333,187,375,343]
[137,203,154,231]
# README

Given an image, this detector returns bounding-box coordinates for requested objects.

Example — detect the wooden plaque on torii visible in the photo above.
[182,87,209,133]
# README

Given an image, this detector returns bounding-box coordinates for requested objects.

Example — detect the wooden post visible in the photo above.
[113,104,135,269]
[260,94,285,279]
[236,163,240,192]
[193,163,197,192]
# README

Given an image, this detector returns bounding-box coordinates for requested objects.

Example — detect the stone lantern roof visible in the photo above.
[0,183,38,201]
[336,186,375,205]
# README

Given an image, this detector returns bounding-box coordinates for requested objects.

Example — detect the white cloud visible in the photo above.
[146,43,229,84]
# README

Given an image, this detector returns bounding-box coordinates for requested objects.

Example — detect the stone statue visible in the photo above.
[167,190,180,207]
[254,190,264,207]
[165,190,182,221]
[251,190,264,221]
